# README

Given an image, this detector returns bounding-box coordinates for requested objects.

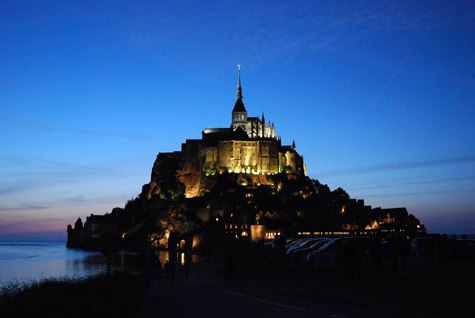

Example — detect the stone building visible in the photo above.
[149,67,306,198]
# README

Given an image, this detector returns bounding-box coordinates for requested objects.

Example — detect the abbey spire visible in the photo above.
[232,64,248,131]
[236,64,242,100]
[232,64,246,113]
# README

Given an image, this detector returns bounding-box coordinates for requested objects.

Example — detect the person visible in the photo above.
[164,260,170,278]
[274,234,286,255]
[183,260,190,280]
[342,238,359,281]
[389,233,409,277]
[224,253,235,280]
[369,235,384,275]
[169,252,177,282]
[147,248,161,298]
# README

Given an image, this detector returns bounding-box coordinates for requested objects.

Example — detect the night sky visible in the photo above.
[1,0,475,239]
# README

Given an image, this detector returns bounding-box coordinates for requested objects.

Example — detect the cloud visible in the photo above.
[41,126,155,139]
[358,188,473,198]
[111,1,472,71]
[59,195,87,203]
[0,204,48,212]
[263,2,449,48]
[57,194,131,205]
[20,204,48,210]
[319,156,475,177]
[0,155,106,175]
[348,176,475,192]
[0,218,69,235]
[0,186,25,196]
[0,115,155,140]
[0,155,115,196]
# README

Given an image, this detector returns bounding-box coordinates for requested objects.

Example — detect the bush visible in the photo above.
[0,273,146,318]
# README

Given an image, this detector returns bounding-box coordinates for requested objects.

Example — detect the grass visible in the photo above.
[0,273,147,318]
[2,241,474,318]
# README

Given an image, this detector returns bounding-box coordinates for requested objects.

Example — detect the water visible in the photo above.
[0,241,109,288]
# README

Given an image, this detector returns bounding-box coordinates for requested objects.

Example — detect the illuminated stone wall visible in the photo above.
[215,140,283,174]
[180,140,202,175]
[243,118,276,139]
[148,80,304,199]
[149,137,305,199]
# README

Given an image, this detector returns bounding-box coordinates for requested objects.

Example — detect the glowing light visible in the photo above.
[365,220,380,230]
[180,252,185,265]
[192,235,201,249]
[250,224,266,242]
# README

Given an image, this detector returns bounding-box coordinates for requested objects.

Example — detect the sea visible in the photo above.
[1,234,472,290]
[0,241,110,289]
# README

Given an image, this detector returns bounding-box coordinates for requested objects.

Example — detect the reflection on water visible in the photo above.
[0,241,205,288]
[113,249,202,273]
[64,253,108,278]
[124,249,202,270]
[157,250,202,268]
[0,242,108,287]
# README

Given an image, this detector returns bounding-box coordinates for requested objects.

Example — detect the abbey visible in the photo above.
[67,68,426,251]
[149,67,306,198]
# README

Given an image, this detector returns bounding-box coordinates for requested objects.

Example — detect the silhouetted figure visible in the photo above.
[342,238,359,281]
[225,253,235,280]
[183,252,192,280]
[101,231,116,276]
[388,233,409,277]
[183,260,190,280]
[369,236,384,274]
[164,260,170,278]
[147,248,161,298]
[168,231,179,282]
[435,234,449,265]
[169,253,177,282]
[274,234,286,255]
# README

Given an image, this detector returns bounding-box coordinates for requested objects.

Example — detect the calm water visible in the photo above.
[0,241,109,288]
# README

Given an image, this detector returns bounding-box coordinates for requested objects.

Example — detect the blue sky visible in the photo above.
[1,0,475,239]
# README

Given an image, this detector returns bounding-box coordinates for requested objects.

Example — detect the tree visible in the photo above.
[333,187,350,201]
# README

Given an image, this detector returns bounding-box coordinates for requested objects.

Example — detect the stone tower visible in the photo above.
[231,65,248,131]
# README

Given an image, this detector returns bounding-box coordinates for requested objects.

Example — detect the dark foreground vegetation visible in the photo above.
[0,273,146,318]
[2,237,475,318]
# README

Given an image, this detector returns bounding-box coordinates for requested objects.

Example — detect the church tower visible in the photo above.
[232,65,248,132]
